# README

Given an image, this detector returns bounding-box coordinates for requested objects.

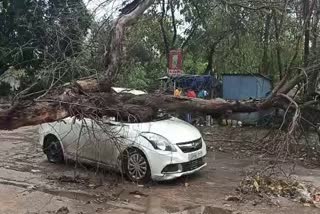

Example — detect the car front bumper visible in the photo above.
[152,161,207,181]
[144,140,207,181]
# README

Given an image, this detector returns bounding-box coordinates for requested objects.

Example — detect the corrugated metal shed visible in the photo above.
[222,74,272,100]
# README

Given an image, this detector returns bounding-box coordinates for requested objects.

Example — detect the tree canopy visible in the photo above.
[0,0,91,91]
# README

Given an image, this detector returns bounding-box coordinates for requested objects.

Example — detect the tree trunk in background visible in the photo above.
[205,45,216,73]
[261,13,272,75]
[169,0,177,48]
[273,0,289,79]
[311,0,319,53]
[205,36,226,74]
[274,15,283,79]
[160,0,170,67]
[304,0,311,67]
[306,0,319,96]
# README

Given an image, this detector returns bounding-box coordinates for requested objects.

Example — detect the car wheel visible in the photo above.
[124,149,151,183]
[43,136,64,163]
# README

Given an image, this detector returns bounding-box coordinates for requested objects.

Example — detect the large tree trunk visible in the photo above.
[0,78,277,130]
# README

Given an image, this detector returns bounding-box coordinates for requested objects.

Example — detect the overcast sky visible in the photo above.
[84,0,123,20]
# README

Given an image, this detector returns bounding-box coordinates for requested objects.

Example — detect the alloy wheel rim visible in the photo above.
[128,153,147,180]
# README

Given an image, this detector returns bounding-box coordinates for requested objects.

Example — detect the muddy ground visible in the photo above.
[0,125,319,214]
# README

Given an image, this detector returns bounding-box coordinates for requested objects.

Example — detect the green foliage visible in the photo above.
[116,14,168,91]
[0,0,92,89]
[120,64,150,90]
[179,0,307,79]
[0,0,315,93]
[183,54,207,75]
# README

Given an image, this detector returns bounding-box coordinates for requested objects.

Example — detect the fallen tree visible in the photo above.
[0,78,266,130]
[0,72,318,131]
[0,0,319,133]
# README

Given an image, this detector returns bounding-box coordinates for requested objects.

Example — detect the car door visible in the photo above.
[58,117,91,161]
[79,119,130,168]
[58,117,128,168]
[60,118,112,165]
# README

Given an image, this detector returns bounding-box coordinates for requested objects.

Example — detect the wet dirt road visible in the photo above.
[0,126,319,214]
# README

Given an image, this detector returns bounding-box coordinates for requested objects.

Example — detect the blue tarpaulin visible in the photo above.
[172,75,218,91]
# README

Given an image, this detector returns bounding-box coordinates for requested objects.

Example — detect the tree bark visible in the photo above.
[181,25,197,49]
[311,0,319,54]
[205,36,226,73]
[273,0,289,79]
[304,0,311,67]
[205,45,216,73]
[274,15,282,77]
[308,0,320,96]
[159,0,170,67]
[261,13,272,75]
[169,0,177,47]
[102,0,155,87]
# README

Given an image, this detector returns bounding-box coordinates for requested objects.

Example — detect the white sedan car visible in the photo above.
[39,89,207,182]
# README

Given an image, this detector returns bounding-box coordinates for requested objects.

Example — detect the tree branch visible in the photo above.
[103,0,155,87]
[169,0,177,47]
[159,0,170,65]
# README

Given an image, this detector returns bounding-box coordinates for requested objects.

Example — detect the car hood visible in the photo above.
[126,117,201,144]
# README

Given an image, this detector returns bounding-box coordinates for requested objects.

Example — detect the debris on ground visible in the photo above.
[58,175,88,184]
[237,174,320,207]
[313,192,320,208]
[48,175,89,185]
[225,195,242,202]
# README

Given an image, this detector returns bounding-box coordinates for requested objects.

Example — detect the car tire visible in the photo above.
[43,136,64,164]
[123,148,151,183]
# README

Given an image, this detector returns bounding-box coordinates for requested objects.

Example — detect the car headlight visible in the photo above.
[141,132,177,152]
